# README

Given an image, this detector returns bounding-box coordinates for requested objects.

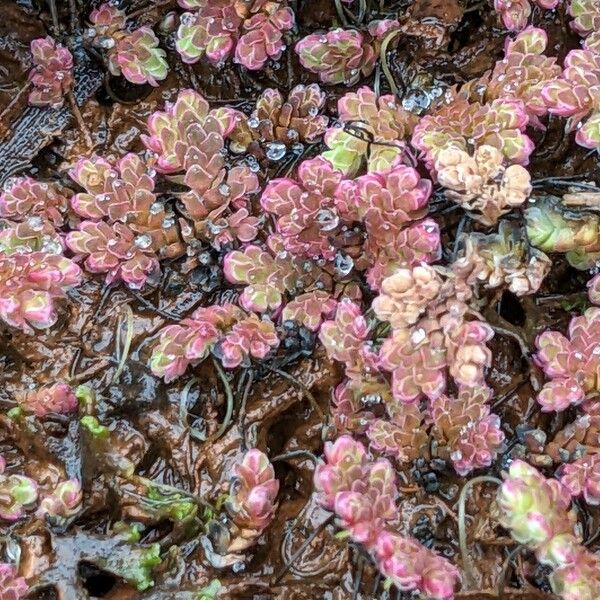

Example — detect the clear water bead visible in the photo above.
[266,142,287,161]
[134,234,152,249]
[181,12,196,25]
[334,252,354,276]
[316,208,339,231]
[411,328,426,344]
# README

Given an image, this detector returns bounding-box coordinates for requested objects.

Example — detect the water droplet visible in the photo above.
[150,202,163,215]
[219,183,231,196]
[198,251,211,265]
[334,252,354,276]
[411,328,426,344]
[162,217,175,228]
[134,234,152,249]
[316,208,339,231]
[248,117,260,128]
[287,128,299,141]
[107,239,118,247]
[291,142,304,155]
[27,216,43,230]
[181,12,196,26]
[246,156,260,173]
[98,36,115,49]
[361,393,381,406]
[266,142,287,161]
[42,239,62,254]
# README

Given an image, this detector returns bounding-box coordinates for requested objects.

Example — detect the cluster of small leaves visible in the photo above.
[0,562,28,600]
[494,0,560,31]
[150,303,278,380]
[140,89,267,262]
[224,449,279,551]
[0,455,38,521]
[412,91,533,171]
[373,264,494,403]
[534,296,600,411]
[435,145,532,226]
[241,150,439,308]
[88,2,168,85]
[568,0,600,50]
[498,460,600,600]
[224,238,336,312]
[322,87,418,176]
[230,84,328,159]
[465,27,562,127]
[65,154,184,289]
[28,36,74,108]
[37,479,83,519]
[453,221,551,296]
[0,247,81,334]
[18,382,78,418]
[526,196,600,270]
[0,178,82,332]
[314,436,459,599]
[542,48,600,149]
[176,0,294,70]
[0,176,71,227]
[295,20,398,86]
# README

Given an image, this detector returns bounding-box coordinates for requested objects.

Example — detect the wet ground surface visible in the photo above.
[1,0,600,598]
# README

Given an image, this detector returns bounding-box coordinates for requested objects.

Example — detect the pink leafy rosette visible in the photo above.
[28,36,73,108]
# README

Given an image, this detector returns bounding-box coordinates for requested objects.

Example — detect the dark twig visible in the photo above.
[271,450,319,464]
[48,0,60,34]
[67,91,93,149]
[458,475,502,588]
[272,515,334,585]
[206,357,234,442]
[264,365,324,419]
[497,545,524,600]
[126,0,174,21]
[334,0,350,26]
[532,177,600,191]
[130,290,181,320]
[237,369,254,450]
[352,554,364,599]
[379,29,405,98]
[129,475,215,511]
